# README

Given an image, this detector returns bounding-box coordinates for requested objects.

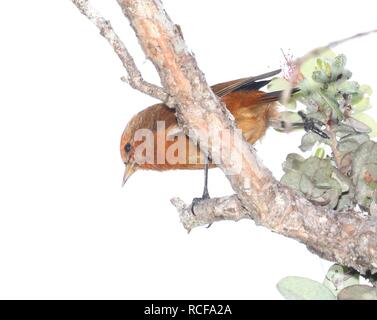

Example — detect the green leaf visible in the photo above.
[323,264,359,296]
[360,84,373,96]
[338,133,370,153]
[343,117,372,133]
[267,77,291,91]
[316,58,323,70]
[299,78,320,94]
[281,155,345,209]
[331,171,350,193]
[334,124,357,138]
[311,54,349,84]
[300,50,336,80]
[277,276,336,300]
[338,81,360,95]
[280,171,301,190]
[279,111,302,123]
[353,113,377,138]
[338,285,377,300]
[299,132,319,152]
[353,97,372,113]
[324,61,332,78]
[331,54,347,78]
[282,153,305,172]
[319,90,343,120]
[352,84,372,112]
[312,70,329,84]
[336,69,352,82]
[299,174,315,194]
[315,147,325,159]
[267,78,299,109]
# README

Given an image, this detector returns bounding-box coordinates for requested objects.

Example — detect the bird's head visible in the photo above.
[120,104,172,186]
[120,115,142,186]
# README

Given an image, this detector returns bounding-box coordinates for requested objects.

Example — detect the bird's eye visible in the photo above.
[125,143,132,153]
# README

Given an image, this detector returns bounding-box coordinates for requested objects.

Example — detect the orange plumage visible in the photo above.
[120,70,287,183]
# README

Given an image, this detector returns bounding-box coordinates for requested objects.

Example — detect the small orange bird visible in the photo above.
[120,69,326,195]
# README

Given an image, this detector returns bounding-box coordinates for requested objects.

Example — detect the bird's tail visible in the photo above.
[257,87,300,104]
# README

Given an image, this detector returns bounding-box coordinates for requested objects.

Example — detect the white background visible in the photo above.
[0,0,376,299]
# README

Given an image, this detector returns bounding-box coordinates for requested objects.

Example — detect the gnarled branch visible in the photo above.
[171,195,377,274]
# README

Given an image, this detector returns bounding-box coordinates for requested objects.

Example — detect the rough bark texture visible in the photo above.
[171,195,377,274]
[72,0,377,274]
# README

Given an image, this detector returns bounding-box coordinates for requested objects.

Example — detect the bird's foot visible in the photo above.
[190,190,210,216]
[298,111,330,139]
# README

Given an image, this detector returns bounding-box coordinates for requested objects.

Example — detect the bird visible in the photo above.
[120,69,328,197]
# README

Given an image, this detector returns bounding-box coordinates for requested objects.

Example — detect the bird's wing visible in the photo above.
[211,69,281,98]
[154,69,284,144]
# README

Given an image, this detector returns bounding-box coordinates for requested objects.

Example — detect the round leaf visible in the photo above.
[353,97,372,113]
[353,113,377,138]
[277,276,336,300]
[338,285,377,300]
[323,264,359,296]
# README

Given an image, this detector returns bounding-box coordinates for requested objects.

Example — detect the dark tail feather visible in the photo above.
[259,87,300,103]
[216,69,281,97]
[234,80,271,92]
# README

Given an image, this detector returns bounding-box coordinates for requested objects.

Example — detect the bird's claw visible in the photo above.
[298,111,330,139]
[190,192,210,216]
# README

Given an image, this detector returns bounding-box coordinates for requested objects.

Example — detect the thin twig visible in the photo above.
[282,29,377,104]
[71,0,168,101]
[328,126,343,169]
[296,29,377,66]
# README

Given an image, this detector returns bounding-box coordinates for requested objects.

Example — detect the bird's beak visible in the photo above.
[122,161,136,187]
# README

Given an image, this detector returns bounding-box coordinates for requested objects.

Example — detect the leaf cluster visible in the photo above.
[270,52,377,214]
[273,53,377,299]
[277,264,377,300]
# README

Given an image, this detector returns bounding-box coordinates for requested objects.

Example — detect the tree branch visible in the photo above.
[71,0,377,274]
[171,195,377,274]
[171,196,250,232]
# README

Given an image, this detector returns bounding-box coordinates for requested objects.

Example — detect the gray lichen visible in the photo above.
[278,53,377,215]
